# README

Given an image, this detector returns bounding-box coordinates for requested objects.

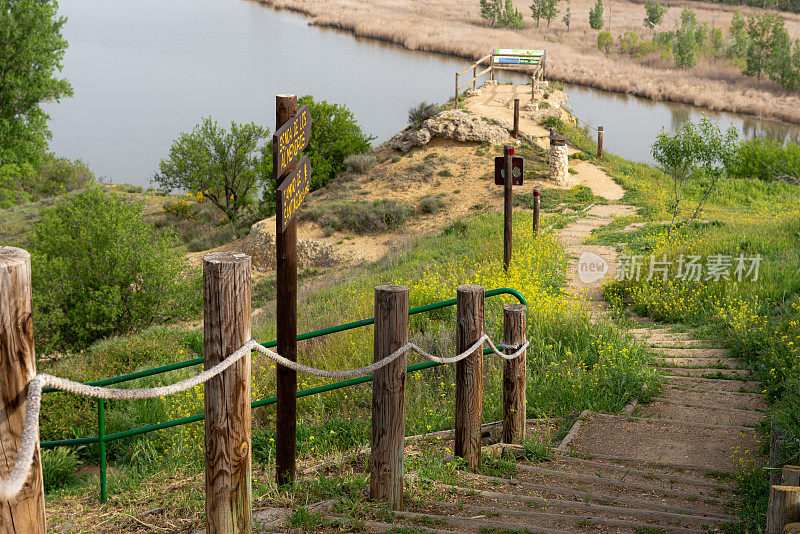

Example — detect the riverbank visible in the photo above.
[256,0,800,126]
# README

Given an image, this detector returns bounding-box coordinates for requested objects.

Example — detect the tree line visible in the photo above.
[478,0,800,92]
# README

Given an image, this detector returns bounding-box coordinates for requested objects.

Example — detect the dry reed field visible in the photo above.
[257,0,800,124]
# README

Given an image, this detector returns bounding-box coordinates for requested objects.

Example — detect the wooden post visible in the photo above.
[455,285,485,471]
[370,285,409,510]
[275,94,299,487]
[455,72,459,110]
[502,304,527,445]
[0,247,45,533]
[532,188,540,237]
[772,419,788,487]
[473,66,477,91]
[503,145,513,271]
[767,486,800,534]
[513,98,520,139]
[531,75,535,101]
[597,126,604,160]
[203,252,252,534]
[785,466,800,487]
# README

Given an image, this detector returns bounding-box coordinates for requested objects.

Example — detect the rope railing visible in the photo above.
[531,76,598,132]
[0,334,527,500]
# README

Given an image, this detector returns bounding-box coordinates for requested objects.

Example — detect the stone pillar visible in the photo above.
[548,129,569,185]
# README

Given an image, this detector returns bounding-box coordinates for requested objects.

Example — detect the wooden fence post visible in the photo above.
[370,285,409,509]
[532,188,540,237]
[203,252,252,534]
[513,98,520,139]
[785,466,800,487]
[473,66,477,92]
[502,304,527,445]
[767,486,800,534]
[597,126,604,160]
[455,72,459,110]
[455,285,485,471]
[772,418,788,487]
[0,247,45,533]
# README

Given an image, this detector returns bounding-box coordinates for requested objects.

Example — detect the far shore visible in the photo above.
[256,0,800,127]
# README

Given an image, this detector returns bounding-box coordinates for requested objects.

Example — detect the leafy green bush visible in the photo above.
[597,31,614,53]
[0,154,94,208]
[408,101,441,128]
[31,187,200,350]
[41,447,80,492]
[618,30,640,55]
[727,139,800,183]
[298,95,374,191]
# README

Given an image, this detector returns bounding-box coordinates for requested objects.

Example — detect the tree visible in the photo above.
[727,10,749,59]
[529,0,542,26]
[154,118,268,223]
[589,0,604,30]
[31,187,197,349]
[0,0,73,168]
[296,95,374,192]
[540,0,561,27]
[765,25,800,91]
[651,117,738,235]
[644,0,668,31]
[562,2,572,30]
[597,30,614,53]
[744,12,784,81]
[497,0,524,28]
[480,0,502,27]
[674,9,699,68]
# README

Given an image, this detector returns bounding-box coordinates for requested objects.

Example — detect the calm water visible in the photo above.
[47,0,800,186]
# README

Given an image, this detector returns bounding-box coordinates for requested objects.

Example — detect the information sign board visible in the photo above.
[277,155,311,231]
[274,105,311,178]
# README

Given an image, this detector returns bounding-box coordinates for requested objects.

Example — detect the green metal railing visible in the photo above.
[40,288,526,502]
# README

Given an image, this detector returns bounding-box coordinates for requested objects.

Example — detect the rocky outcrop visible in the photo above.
[389,110,508,152]
[239,220,337,271]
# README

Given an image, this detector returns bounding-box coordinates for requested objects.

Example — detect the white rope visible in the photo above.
[0,334,527,500]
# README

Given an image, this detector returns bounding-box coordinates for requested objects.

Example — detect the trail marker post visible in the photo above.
[503,145,514,270]
[274,94,312,487]
[533,188,540,237]
[513,98,520,139]
[597,126,604,160]
[0,247,46,533]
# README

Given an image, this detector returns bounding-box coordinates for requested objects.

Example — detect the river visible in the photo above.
[47,0,800,187]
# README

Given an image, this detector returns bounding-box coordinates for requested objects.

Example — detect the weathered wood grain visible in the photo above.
[370,285,408,509]
[0,247,45,533]
[203,252,252,534]
[455,284,484,471]
[502,304,527,445]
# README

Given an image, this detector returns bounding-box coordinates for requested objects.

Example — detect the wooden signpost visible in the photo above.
[274,95,311,487]
[497,146,523,271]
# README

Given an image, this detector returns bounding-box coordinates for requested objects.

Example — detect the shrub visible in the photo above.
[0,154,94,208]
[417,194,447,214]
[31,187,199,350]
[344,152,377,174]
[408,102,441,128]
[727,139,800,184]
[302,199,411,234]
[41,447,80,492]
[589,0,604,29]
[297,95,374,191]
[619,30,640,55]
[597,31,614,53]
